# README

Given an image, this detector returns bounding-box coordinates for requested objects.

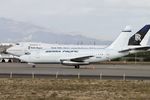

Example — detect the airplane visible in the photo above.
[6,25,150,57]
[4,42,107,63]
[7,25,150,69]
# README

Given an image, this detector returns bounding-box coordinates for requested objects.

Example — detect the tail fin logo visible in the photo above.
[128,25,150,45]
[135,34,141,41]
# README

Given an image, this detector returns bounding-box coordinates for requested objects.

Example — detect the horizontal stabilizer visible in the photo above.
[119,46,150,53]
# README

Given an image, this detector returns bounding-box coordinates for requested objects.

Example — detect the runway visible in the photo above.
[0,63,150,80]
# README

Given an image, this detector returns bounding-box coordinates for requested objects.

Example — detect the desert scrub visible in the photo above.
[0,79,149,100]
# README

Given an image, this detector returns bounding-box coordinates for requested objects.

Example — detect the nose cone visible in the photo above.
[6,47,14,55]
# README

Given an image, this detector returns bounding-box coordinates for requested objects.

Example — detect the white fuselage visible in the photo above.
[19,48,128,64]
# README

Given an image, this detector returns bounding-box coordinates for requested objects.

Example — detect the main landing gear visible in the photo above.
[32,65,36,68]
[28,63,36,68]
[75,65,80,69]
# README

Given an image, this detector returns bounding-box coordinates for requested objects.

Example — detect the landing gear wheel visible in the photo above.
[8,59,12,63]
[75,65,80,69]
[2,59,5,63]
[32,65,36,68]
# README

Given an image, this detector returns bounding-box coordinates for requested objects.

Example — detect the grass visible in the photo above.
[0,79,150,100]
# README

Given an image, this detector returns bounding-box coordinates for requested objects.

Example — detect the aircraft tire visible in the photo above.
[8,59,12,63]
[32,65,36,68]
[1,59,5,63]
[75,65,80,69]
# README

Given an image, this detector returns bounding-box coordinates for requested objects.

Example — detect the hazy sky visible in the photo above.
[0,0,150,41]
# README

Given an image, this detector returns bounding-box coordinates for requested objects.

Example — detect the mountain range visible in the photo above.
[0,17,111,45]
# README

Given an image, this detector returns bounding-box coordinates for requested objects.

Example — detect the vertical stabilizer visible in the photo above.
[128,25,150,46]
[108,26,131,50]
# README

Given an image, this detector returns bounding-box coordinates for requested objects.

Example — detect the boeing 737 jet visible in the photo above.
[7,25,150,68]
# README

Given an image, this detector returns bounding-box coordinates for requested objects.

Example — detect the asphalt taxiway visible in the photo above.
[0,63,150,80]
